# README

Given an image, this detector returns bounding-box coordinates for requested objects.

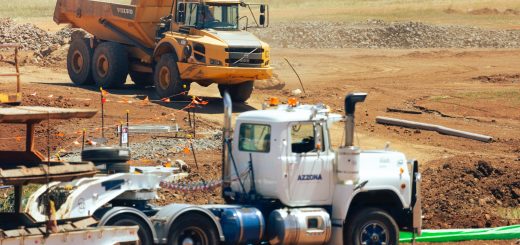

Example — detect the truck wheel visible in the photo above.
[167,213,219,245]
[154,54,190,99]
[218,80,254,103]
[67,38,94,85]
[344,208,398,245]
[130,71,154,87]
[106,214,154,245]
[92,42,129,88]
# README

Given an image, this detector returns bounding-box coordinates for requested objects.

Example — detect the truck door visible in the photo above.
[287,122,333,204]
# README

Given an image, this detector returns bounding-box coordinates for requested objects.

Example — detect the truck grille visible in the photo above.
[225,47,264,68]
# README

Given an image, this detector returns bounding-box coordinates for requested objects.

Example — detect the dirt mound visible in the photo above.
[422,156,520,229]
[473,74,520,83]
[468,8,520,15]
[254,73,285,90]
[251,20,520,49]
[0,18,71,65]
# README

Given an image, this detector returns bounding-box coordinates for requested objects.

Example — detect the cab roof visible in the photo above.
[237,104,342,123]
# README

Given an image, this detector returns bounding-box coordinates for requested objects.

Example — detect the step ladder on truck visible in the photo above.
[0,106,139,245]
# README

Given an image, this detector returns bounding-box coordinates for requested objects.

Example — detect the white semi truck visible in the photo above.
[26,93,421,245]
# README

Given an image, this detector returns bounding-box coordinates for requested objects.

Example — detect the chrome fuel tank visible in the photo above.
[267,208,331,245]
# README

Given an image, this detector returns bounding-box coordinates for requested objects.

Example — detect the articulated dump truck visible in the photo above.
[54,0,272,102]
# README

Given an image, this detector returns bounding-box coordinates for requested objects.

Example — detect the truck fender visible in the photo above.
[329,187,407,244]
[346,187,407,219]
[153,42,179,63]
[97,206,158,244]
[151,204,225,243]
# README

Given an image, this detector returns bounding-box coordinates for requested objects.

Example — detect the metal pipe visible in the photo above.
[222,93,233,191]
[343,93,368,147]
[376,116,493,143]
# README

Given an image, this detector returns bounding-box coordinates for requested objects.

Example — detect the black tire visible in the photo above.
[217,80,254,103]
[106,214,154,245]
[92,42,129,88]
[67,38,94,85]
[106,162,131,174]
[154,54,190,99]
[167,213,219,245]
[344,208,399,245]
[81,147,131,162]
[130,71,154,87]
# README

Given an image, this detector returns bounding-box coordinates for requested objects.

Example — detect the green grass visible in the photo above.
[0,184,41,212]
[458,90,520,102]
[0,0,132,18]
[497,207,520,220]
[1,0,520,28]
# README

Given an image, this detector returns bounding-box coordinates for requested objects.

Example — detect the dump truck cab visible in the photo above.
[54,0,272,102]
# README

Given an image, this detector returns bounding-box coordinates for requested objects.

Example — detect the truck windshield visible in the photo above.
[198,4,239,30]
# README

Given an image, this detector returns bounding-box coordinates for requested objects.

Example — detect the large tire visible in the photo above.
[218,80,254,103]
[67,38,94,85]
[81,147,131,162]
[154,54,190,99]
[167,213,219,245]
[344,208,399,245]
[105,214,154,245]
[92,42,129,88]
[130,71,154,87]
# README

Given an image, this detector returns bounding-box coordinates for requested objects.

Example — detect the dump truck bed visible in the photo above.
[54,0,171,48]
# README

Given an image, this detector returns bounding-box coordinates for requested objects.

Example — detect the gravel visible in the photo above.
[60,131,223,162]
[0,18,71,63]
[129,132,222,160]
[251,19,520,49]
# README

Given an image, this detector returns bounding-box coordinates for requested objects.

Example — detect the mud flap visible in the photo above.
[411,160,422,236]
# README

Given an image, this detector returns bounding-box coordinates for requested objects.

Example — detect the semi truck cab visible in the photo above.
[222,94,422,244]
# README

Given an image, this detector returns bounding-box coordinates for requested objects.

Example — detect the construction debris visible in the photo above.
[376,116,493,142]
[252,20,520,49]
[0,18,71,62]
[386,107,423,115]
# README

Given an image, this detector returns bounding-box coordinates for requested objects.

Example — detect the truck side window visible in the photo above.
[291,123,324,153]
[239,124,270,153]
[179,3,198,26]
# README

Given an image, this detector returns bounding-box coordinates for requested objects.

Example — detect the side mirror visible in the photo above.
[259,15,265,26]
[260,5,266,14]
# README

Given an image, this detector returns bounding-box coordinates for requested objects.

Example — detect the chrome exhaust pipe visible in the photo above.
[343,93,367,147]
[222,93,233,192]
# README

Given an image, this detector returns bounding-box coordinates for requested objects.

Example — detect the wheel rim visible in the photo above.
[159,66,171,90]
[96,54,109,78]
[359,221,390,245]
[177,226,208,245]
[72,50,84,73]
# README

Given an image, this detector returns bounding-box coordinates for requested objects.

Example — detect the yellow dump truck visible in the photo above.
[54,0,272,102]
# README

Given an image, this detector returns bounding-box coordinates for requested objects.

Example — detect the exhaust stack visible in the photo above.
[343,93,367,147]
[337,92,367,184]
[222,93,233,196]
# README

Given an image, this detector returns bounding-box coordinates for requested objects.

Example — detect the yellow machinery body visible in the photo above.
[54,0,272,87]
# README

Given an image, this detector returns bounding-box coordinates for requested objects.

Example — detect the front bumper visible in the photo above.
[177,63,273,85]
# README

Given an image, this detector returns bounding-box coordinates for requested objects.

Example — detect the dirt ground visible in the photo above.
[0,18,519,244]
